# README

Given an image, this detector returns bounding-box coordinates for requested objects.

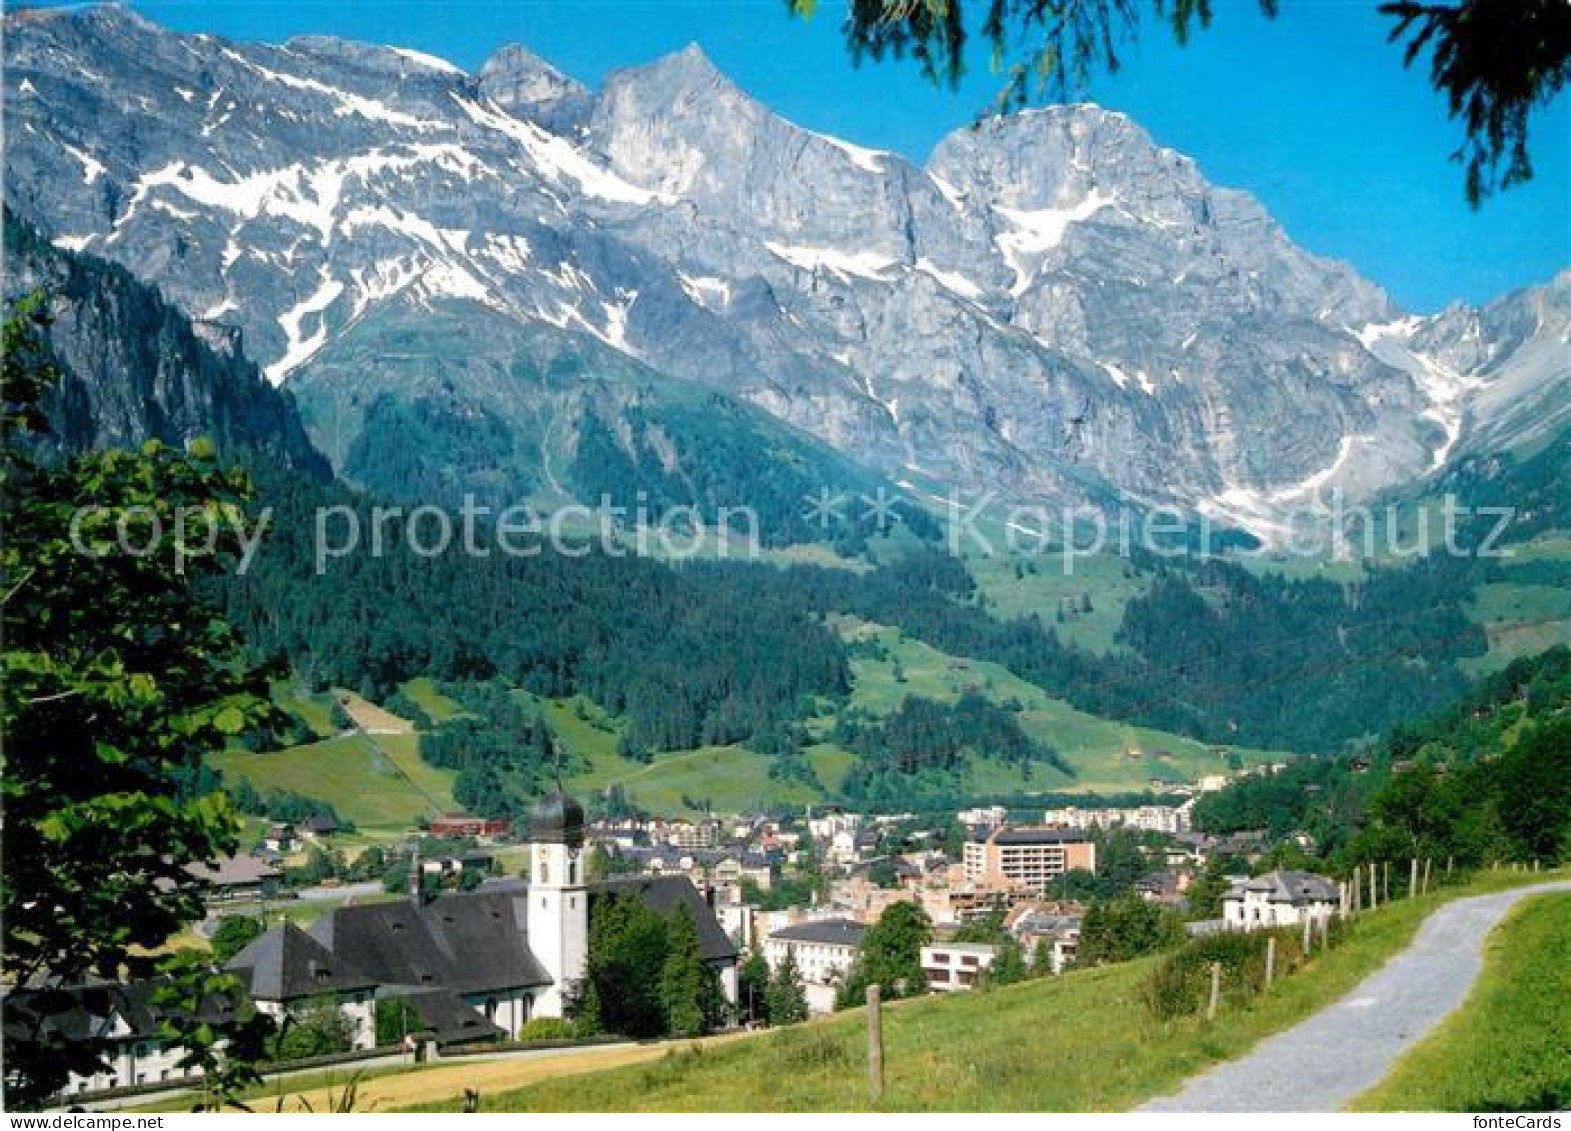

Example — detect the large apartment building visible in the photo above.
[962,826,1096,889]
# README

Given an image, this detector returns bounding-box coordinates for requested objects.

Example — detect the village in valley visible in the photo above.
[25,750,1355,1102]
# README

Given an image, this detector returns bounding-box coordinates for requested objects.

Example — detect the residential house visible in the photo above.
[3,979,240,1097]
[262,823,299,854]
[299,815,340,840]
[188,854,280,904]
[763,918,866,1014]
[1005,904,1083,974]
[1222,870,1339,931]
[921,942,997,991]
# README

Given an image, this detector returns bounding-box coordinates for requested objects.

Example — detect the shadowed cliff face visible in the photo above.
[3,211,331,478]
[5,6,1563,540]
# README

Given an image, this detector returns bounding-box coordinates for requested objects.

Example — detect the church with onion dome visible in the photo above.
[224,789,739,1048]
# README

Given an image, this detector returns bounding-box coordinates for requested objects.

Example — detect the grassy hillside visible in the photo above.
[213,730,456,830]
[1462,536,1571,674]
[532,617,1278,815]
[400,870,1561,1112]
[528,693,821,814]
[1354,890,1571,1112]
[401,676,466,723]
[229,623,1282,823]
[816,618,1278,793]
[966,551,1150,655]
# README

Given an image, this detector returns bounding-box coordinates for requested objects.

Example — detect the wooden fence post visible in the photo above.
[1383,860,1390,904]
[1422,858,1432,894]
[1447,855,1454,877]
[1206,962,1221,1021]
[1319,912,1330,949]
[1352,869,1361,914]
[1301,914,1312,954]
[1410,858,1419,897]
[1265,936,1276,988]
[866,984,884,1104]
[1339,880,1349,919]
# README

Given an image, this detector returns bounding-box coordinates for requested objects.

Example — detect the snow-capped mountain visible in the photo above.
[5,6,1564,540]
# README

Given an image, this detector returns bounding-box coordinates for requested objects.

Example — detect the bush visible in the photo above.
[517,1017,577,1043]
[272,995,357,1062]
[1143,927,1308,1021]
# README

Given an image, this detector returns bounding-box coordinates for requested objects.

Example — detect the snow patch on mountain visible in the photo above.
[765,243,898,282]
[389,46,464,75]
[994,190,1114,294]
[915,259,983,300]
[1358,316,1480,469]
[807,129,888,173]
[679,274,731,308]
[267,274,344,384]
[61,141,105,185]
[219,46,443,131]
[453,94,660,205]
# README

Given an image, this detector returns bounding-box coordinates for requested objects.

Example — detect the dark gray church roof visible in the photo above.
[227,921,377,1001]
[381,987,506,1046]
[308,890,551,995]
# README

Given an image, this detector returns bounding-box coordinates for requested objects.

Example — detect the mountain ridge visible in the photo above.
[4,5,1564,542]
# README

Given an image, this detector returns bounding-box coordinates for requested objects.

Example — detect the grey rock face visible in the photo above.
[3,211,330,476]
[479,44,594,137]
[4,6,1560,540]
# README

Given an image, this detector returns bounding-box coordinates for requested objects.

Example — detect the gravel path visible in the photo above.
[1141,879,1571,1112]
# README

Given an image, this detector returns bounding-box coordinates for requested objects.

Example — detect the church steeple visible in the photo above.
[527,787,588,1017]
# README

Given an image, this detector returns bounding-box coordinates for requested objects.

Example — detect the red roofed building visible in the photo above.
[428,814,510,838]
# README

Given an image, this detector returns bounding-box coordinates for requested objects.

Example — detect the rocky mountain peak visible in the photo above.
[3,10,1558,543]
[479,43,592,133]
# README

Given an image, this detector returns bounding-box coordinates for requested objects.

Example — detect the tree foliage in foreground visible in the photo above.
[1,294,277,1107]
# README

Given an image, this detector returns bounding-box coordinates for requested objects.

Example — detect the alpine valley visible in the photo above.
[4,5,1568,818]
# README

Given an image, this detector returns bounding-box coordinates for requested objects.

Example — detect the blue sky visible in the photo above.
[114,1,1570,311]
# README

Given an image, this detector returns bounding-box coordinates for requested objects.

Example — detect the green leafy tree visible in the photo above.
[1185,860,1232,921]
[209,916,266,965]
[765,952,809,1025]
[271,995,356,1062]
[1495,716,1571,862]
[981,936,1029,987]
[1,295,280,1107]
[375,997,422,1047]
[151,953,276,1111]
[1076,895,1186,966]
[794,0,1569,204]
[578,894,669,1037]
[1030,936,1055,977]
[659,906,709,1038]
[838,901,932,1006]
[737,949,771,1025]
